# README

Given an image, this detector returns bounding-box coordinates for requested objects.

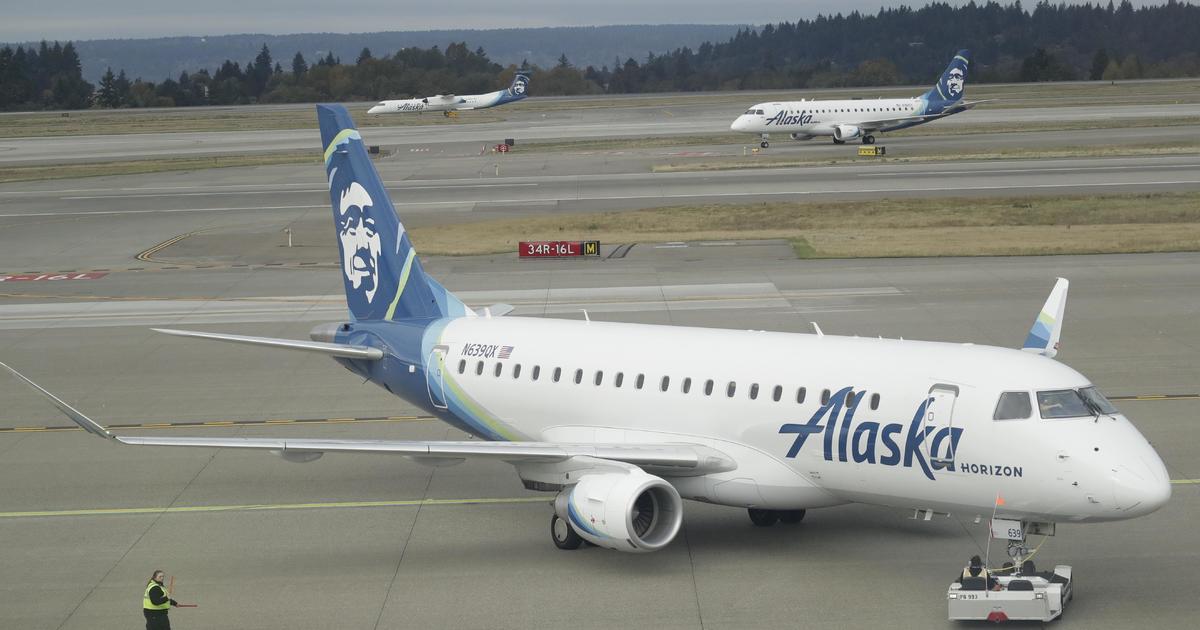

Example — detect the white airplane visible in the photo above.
[367,74,529,116]
[3,105,1169,556]
[731,50,986,147]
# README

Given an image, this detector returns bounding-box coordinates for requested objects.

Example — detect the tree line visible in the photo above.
[3,1,1200,111]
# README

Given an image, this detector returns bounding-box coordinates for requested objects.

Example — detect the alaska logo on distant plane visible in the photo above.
[778,386,962,481]
[764,110,813,126]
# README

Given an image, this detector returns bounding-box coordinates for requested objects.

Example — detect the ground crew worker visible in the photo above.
[143,569,177,630]
[961,555,1002,591]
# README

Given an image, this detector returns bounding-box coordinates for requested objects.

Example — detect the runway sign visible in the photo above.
[0,272,108,282]
[519,241,601,258]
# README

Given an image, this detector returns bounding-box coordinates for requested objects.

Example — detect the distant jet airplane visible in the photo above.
[731,50,986,147]
[2,104,1169,555]
[367,74,529,116]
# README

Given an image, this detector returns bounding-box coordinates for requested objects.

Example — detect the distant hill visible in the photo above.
[13,25,746,83]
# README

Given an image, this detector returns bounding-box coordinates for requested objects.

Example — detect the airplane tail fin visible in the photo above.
[1022,278,1068,358]
[317,104,472,321]
[921,50,970,111]
[507,73,530,98]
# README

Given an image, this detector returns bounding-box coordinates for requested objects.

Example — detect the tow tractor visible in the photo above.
[948,518,1074,623]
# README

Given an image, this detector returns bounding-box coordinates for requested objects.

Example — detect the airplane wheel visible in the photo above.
[551,514,583,550]
[760,141,769,149]
[833,138,845,145]
[780,509,807,523]
[863,135,876,144]
[748,508,779,527]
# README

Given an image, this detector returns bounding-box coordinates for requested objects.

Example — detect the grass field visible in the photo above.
[406,191,1200,258]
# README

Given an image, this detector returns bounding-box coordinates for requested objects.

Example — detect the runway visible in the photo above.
[1,92,1198,628]
[3,100,1199,164]
[0,244,1197,629]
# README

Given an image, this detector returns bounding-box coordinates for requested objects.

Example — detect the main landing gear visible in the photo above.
[861,135,876,144]
[748,508,806,526]
[832,138,845,145]
[551,513,583,550]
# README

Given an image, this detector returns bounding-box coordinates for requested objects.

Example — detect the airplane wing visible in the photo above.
[858,99,994,132]
[0,361,736,475]
[152,328,383,360]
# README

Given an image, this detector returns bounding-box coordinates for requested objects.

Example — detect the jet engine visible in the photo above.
[790,133,815,141]
[554,469,683,553]
[833,125,862,141]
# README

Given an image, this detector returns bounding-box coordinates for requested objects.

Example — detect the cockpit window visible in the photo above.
[744,109,756,115]
[993,391,1031,420]
[743,109,764,115]
[1037,389,1092,419]
[1079,386,1118,415]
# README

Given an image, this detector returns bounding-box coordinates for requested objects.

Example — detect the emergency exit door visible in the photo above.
[426,345,449,410]
[923,383,960,468]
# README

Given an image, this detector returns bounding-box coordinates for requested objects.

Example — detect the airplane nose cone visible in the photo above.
[1112,455,1171,517]
[367,106,380,114]
[730,117,745,132]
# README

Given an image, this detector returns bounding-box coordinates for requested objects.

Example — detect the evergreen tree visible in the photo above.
[357,47,373,65]
[97,67,118,107]
[1090,49,1109,80]
[292,52,308,77]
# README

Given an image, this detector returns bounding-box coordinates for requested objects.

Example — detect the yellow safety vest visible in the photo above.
[143,580,170,611]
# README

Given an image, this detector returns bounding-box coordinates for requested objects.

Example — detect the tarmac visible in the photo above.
[0,89,1198,629]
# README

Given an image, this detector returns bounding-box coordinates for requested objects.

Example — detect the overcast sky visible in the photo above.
[2,0,1175,43]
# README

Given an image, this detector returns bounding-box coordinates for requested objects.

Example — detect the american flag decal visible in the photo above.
[498,345,514,359]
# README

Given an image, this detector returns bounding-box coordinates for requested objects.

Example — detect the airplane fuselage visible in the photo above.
[333,315,1171,525]
[731,97,954,139]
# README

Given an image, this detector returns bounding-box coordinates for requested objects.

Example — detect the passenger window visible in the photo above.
[494,363,502,377]
[821,389,831,404]
[749,383,759,400]
[574,369,583,385]
[512,364,521,379]
[476,361,484,376]
[532,365,540,381]
[636,374,645,389]
[727,382,737,398]
[457,359,466,374]
[594,371,603,386]
[796,387,807,404]
[553,367,562,382]
[705,379,714,395]
[994,391,1031,420]
[615,372,624,388]
[772,385,782,402]
[682,377,692,394]
[660,376,670,392]
[1037,389,1090,419]
[870,393,880,411]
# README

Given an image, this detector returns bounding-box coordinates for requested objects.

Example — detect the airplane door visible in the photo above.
[425,345,449,410]
[923,383,960,468]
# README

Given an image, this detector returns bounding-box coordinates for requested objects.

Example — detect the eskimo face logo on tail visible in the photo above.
[510,76,528,96]
[946,67,965,97]
[336,182,382,303]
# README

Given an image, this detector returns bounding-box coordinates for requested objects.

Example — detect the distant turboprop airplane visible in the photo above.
[2,104,1169,556]
[367,74,529,116]
[731,50,986,147]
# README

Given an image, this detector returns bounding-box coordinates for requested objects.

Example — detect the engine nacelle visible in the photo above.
[790,133,814,141]
[833,124,862,141]
[554,470,682,553]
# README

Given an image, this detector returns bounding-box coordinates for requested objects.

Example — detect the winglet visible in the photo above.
[1022,278,1069,358]
[0,361,114,439]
